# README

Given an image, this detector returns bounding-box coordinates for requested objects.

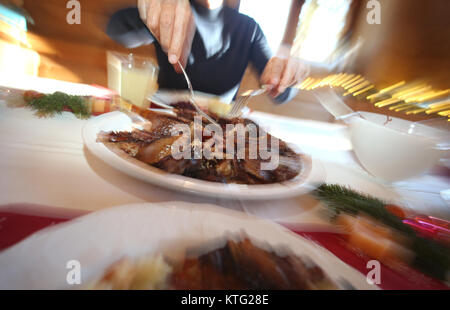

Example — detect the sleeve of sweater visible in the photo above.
[106,7,155,48]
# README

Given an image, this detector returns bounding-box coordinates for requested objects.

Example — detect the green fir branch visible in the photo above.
[313,184,450,281]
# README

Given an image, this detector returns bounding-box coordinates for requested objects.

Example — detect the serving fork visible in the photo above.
[227,85,270,118]
[178,61,221,129]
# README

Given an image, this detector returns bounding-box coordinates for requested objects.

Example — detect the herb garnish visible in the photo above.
[24,91,91,119]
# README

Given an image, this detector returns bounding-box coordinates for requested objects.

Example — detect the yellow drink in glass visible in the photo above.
[120,54,158,111]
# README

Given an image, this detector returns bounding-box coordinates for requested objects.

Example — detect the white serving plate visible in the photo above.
[0,202,376,289]
[82,109,317,201]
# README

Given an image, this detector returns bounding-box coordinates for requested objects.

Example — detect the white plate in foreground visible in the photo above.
[82,111,317,200]
[0,202,376,289]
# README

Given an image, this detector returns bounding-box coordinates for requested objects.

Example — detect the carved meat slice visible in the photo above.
[136,135,182,165]
[97,129,157,144]
[171,238,338,290]
[241,159,273,183]
[139,110,190,138]
[153,157,196,175]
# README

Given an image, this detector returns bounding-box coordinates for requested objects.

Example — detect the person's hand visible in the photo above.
[138,0,196,73]
[261,46,310,98]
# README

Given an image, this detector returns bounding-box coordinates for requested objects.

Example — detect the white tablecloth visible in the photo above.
[0,77,448,229]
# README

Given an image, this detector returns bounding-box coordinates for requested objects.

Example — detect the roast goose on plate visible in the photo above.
[97,102,303,185]
[171,238,338,290]
[89,236,338,290]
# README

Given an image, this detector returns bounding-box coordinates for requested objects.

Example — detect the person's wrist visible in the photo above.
[276,44,293,59]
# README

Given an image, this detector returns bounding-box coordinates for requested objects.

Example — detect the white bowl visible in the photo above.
[346,112,448,182]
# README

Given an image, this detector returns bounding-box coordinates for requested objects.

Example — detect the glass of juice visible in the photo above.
[106,51,122,94]
[120,53,158,111]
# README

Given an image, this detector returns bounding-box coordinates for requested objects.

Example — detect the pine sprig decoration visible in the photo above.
[314,184,450,281]
[25,91,91,119]
[314,184,412,234]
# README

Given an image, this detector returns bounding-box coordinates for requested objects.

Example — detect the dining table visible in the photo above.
[0,75,449,290]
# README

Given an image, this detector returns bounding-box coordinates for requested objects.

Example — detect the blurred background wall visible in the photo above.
[14,0,155,85]
[348,0,450,89]
[241,0,450,120]
[7,0,240,85]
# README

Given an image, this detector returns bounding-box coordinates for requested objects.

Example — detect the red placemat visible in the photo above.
[0,205,448,290]
[289,229,448,290]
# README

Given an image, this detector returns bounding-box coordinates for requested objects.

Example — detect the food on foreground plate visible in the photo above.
[171,238,338,290]
[88,237,338,290]
[87,255,172,290]
[314,184,450,282]
[97,102,303,184]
